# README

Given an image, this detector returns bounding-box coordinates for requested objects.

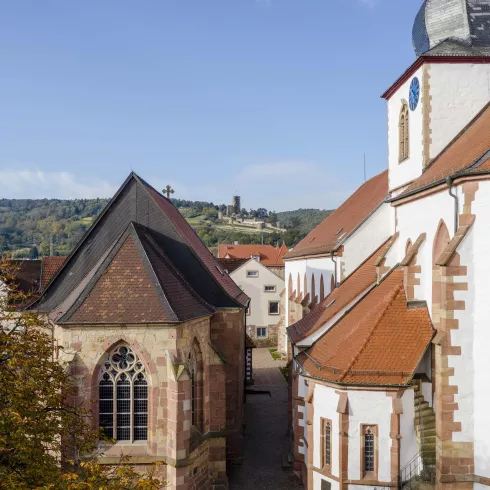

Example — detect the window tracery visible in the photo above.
[399,103,409,162]
[98,345,148,442]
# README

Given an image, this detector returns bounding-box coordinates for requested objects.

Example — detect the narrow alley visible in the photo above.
[228,348,302,490]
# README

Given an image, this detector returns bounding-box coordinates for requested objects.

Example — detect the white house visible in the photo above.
[228,258,284,347]
[287,2,490,489]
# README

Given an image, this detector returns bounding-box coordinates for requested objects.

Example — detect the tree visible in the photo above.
[28,246,38,260]
[289,216,301,229]
[267,212,278,226]
[0,259,165,489]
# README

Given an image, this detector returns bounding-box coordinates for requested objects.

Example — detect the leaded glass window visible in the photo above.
[364,427,375,473]
[325,421,331,466]
[98,345,148,442]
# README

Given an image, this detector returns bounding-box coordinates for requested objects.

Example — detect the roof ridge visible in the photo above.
[134,223,215,314]
[339,284,403,381]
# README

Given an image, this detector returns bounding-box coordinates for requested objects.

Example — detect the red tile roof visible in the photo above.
[297,270,434,386]
[218,243,288,266]
[41,256,67,290]
[397,102,490,199]
[285,171,388,259]
[289,239,393,344]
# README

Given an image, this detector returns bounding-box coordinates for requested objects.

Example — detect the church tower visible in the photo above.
[382,0,490,194]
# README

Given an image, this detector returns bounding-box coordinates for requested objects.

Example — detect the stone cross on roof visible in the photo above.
[164,185,175,199]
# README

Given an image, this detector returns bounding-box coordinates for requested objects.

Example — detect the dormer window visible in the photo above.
[399,102,409,162]
[251,255,260,262]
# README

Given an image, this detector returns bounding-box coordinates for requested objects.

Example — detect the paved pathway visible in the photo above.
[228,348,302,490]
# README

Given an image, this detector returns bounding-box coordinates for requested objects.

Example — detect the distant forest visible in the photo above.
[0,198,332,258]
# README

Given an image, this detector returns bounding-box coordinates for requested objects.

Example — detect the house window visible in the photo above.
[264,285,276,293]
[269,301,280,315]
[321,419,332,468]
[247,270,259,278]
[98,345,148,442]
[257,327,267,338]
[362,425,377,477]
[399,102,409,162]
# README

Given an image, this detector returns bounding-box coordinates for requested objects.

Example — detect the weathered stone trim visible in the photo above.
[422,64,432,168]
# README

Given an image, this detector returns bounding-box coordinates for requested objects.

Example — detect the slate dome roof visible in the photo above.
[413,0,490,57]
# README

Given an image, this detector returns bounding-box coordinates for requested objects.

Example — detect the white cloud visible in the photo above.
[0,168,117,199]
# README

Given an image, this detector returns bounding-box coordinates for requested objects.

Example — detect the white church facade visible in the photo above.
[284,2,490,489]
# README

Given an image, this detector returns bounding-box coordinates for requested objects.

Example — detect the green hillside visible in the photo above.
[0,198,333,257]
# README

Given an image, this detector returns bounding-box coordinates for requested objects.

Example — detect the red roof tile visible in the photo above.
[285,171,388,259]
[297,270,434,386]
[289,239,393,344]
[398,102,490,198]
[41,256,67,290]
[218,243,288,266]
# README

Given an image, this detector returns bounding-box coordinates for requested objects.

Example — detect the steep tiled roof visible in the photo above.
[142,180,248,306]
[396,102,490,200]
[41,256,67,290]
[60,224,213,325]
[31,173,248,316]
[297,270,434,386]
[289,239,393,344]
[285,171,388,259]
[1,259,41,295]
[218,244,288,266]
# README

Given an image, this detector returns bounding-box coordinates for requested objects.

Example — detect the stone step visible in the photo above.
[414,407,435,419]
[415,419,436,429]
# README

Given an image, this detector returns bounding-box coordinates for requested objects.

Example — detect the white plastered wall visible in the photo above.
[400,388,418,469]
[313,383,341,477]
[341,203,393,278]
[284,257,335,352]
[394,189,457,310]
[387,65,425,191]
[230,259,284,332]
[466,182,490,478]
[297,374,309,457]
[429,63,490,158]
[347,390,392,483]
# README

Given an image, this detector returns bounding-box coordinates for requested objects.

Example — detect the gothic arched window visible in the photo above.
[98,345,148,442]
[362,425,377,474]
[399,103,409,162]
[188,340,203,432]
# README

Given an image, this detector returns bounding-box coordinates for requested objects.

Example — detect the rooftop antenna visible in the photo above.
[364,153,367,183]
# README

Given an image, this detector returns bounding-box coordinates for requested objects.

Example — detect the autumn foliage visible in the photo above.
[0,258,165,489]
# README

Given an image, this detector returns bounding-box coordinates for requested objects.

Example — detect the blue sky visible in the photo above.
[0,0,421,211]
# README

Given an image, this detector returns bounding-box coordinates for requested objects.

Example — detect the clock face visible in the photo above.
[409,77,420,111]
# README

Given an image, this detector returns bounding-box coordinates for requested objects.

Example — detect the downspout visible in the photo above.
[446,176,459,235]
[330,252,338,289]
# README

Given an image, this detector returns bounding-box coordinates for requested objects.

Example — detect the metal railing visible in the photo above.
[379,453,434,490]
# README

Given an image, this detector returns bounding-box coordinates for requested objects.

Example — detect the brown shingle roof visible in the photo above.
[63,224,214,325]
[285,171,388,259]
[218,244,288,266]
[289,238,394,344]
[397,102,490,199]
[217,258,249,273]
[41,256,67,290]
[297,270,434,387]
